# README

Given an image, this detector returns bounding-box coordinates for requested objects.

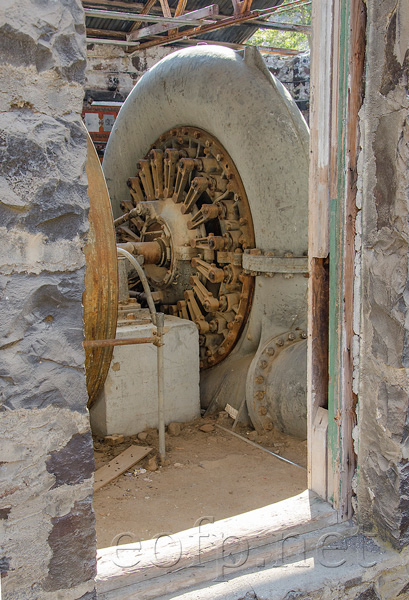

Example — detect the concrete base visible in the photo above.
[90,314,200,436]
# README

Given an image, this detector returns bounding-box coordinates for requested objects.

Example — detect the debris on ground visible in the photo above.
[93,413,307,548]
[167,422,182,436]
[199,424,215,433]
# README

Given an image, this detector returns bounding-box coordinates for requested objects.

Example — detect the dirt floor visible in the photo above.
[93,412,307,549]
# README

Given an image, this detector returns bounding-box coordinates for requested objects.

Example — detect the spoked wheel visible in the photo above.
[115,127,255,369]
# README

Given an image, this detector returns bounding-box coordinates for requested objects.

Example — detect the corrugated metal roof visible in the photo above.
[85,0,283,44]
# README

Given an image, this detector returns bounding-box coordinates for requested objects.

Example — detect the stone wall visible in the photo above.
[356,0,409,548]
[264,51,310,122]
[84,43,311,122]
[85,43,173,102]
[0,0,96,598]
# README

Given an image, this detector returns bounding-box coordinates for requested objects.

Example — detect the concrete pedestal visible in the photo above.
[90,315,200,436]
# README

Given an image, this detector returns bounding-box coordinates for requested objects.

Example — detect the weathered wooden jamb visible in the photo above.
[307,0,334,499]
[308,0,365,518]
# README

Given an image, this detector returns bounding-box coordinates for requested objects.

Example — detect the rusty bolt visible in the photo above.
[227,322,234,330]
[208,356,215,365]
[193,131,201,139]
[171,129,177,136]
[235,315,243,323]
[259,360,268,369]
[258,406,267,415]
[206,349,212,357]
[266,346,275,356]
[205,140,211,148]
[227,332,235,341]
[255,375,264,385]
[239,217,248,226]
[177,137,184,145]
[301,331,307,339]
[200,360,204,368]
[265,251,275,257]
[276,338,284,347]
[288,333,296,341]
[255,391,265,400]
[227,173,234,180]
[218,347,226,355]
[126,313,136,320]
[264,422,273,431]
[216,154,223,162]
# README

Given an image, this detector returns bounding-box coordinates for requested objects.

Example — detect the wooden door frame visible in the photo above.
[307,0,366,519]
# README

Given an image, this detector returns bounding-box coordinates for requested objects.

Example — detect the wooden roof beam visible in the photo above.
[127,5,219,43]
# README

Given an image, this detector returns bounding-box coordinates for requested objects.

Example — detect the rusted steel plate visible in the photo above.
[83,134,118,408]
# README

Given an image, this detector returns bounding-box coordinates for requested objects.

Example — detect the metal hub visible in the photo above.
[115,127,255,369]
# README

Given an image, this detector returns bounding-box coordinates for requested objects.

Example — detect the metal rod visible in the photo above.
[239,20,311,33]
[156,312,166,462]
[114,207,140,227]
[215,425,306,470]
[83,336,157,348]
[117,247,157,325]
[268,0,311,14]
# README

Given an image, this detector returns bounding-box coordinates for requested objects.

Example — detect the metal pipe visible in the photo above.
[117,241,162,265]
[215,425,306,470]
[156,312,166,462]
[83,336,157,348]
[117,247,157,325]
[114,207,141,227]
[118,256,130,303]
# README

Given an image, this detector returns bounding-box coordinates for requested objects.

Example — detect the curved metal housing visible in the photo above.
[102,45,309,434]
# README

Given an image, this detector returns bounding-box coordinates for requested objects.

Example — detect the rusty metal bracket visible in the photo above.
[242,251,308,276]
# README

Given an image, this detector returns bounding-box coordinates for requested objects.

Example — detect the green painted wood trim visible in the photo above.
[327,0,351,507]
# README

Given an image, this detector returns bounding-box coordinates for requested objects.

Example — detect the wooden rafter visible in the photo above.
[130,0,158,32]
[159,0,172,18]
[127,5,218,43]
[168,0,188,36]
[83,0,311,53]
[130,5,302,53]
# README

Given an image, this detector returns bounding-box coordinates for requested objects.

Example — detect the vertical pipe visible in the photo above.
[118,256,130,303]
[156,312,166,461]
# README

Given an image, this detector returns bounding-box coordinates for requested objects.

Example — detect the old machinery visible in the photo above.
[83,134,118,408]
[95,44,309,438]
[114,127,255,370]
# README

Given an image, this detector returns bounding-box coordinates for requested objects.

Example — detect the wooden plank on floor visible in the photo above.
[94,445,152,491]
